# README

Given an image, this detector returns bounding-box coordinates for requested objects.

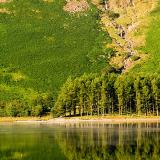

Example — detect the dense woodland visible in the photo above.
[0,93,53,117]
[54,73,160,117]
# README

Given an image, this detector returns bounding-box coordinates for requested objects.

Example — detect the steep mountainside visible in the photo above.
[53,0,160,117]
[0,0,160,117]
[0,0,112,116]
[100,0,156,71]
[130,1,160,74]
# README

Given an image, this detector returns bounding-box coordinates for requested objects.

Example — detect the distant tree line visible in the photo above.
[0,94,53,117]
[53,73,160,117]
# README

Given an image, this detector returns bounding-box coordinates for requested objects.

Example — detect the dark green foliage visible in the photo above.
[54,73,118,116]
[54,73,160,116]
[31,105,43,117]
[5,100,27,117]
[0,95,53,117]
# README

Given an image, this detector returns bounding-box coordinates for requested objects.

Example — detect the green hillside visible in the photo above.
[1,0,160,117]
[131,2,160,74]
[53,1,160,117]
[0,0,112,115]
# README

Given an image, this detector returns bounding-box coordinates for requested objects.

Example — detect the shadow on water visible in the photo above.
[0,122,160,160]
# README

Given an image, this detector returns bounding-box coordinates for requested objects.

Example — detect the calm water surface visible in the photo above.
[0,122,160,160]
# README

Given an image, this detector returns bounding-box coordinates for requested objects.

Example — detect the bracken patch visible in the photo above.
[0,0,10,3]
[63,0,89,13]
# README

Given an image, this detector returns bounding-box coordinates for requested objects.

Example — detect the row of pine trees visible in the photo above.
[53,73,160,117]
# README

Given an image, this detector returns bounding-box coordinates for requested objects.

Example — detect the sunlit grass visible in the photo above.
[131,1,160,74]
[0,115,52,122]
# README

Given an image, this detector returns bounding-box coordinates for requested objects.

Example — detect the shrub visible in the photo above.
[6,102,20,117]
[0,101,6,117]
[31,105,43,117]
[107,11,120,19]
[5,100,30,117]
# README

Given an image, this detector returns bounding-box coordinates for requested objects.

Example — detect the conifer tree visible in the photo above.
[115,76,124,115]
[134,76,141,115]
[100,78,107,116]
[151,77,160,116]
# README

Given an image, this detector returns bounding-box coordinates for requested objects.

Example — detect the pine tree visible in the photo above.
[124,76,134,114]
[134,76,141,115]
[100,78,107,116]
[115,76,124,115]
[151,77,160,116]
[141,77,151,116]
[92,77,102,116]
[108,73,117,114]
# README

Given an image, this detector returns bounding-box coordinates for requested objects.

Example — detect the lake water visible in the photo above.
[0,122,160,160]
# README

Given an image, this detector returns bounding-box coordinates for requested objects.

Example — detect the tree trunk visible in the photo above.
[74,108,76,116]
[98,107,99,116]
[81,105,83,117]
[103,108,105,116]
[112,97,114,114]
[146,104,148,116]
[153,103,155,115]
[91,103,93,116]
[156,96,159,116]
[129,98,132,114]
[69,111,71,117]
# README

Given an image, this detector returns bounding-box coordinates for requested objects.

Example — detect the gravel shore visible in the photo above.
[15,117,160,124]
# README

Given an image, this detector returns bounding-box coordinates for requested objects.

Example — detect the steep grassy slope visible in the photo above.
[0,0,111,102]
[100,0,156,71]
[130,1,160,74]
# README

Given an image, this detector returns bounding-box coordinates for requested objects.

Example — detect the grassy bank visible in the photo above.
[0,116,52,122]
[78,115,160,120]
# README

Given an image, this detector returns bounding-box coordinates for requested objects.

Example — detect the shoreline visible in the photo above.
[1,116,160,124]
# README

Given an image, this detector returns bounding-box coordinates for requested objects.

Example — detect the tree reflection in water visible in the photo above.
[0,123,160,160]
[55,122,160,160]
